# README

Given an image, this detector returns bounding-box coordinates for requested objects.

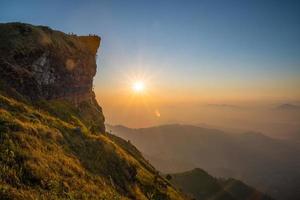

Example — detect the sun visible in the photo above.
[132,81,145,93]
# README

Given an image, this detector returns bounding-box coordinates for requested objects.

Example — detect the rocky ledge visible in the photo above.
[0,22,105,132]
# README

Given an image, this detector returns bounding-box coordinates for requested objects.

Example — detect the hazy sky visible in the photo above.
[1,0,300,128]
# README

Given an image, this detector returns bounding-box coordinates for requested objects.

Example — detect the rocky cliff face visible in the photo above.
[0,22,105,132]
[0,23,99,104]
[0,22,188,200]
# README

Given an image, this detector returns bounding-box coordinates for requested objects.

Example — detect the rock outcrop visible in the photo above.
[0,22,105,132]
[0,22,188,200]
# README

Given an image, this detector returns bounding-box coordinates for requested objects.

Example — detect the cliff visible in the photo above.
[0,22,105,133]
[0,23,188,200]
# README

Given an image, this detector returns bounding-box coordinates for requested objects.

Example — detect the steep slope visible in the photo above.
[108,124,300,200]
[169,168,273,200]
[0,22,187,200]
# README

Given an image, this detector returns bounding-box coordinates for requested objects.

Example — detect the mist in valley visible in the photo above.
[107,105,300,200]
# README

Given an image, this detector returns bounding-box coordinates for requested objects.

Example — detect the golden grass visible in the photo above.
[0,93,187,200]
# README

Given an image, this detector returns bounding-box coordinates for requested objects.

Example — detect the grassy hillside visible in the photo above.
[0,88,187,200]
[169,168,273,200]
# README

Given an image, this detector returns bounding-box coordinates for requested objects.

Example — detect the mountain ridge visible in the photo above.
[276,103,300,110]
[0,22,188,200]
[169,168,273,200]
[108,123,300,200]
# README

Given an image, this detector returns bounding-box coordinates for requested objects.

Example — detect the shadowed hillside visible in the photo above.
[169,168,273,200]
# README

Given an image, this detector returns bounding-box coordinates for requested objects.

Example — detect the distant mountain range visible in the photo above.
[206,104,242,109]
[108,124,300,200]
[205,103,300,111]
[276,103,300,110]
[169,168,273,200]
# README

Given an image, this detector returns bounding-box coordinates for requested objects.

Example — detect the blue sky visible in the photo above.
[1,0,300,102]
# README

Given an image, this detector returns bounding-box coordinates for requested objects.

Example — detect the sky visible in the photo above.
[1,0,300,129]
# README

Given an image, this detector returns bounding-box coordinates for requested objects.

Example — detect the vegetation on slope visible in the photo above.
[0,87,187,200]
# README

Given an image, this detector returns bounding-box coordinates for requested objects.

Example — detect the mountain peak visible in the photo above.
[0,22,105,132]
[0,22,99,105]
[0,22,188,200]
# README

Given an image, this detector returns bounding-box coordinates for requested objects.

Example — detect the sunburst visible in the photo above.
[132,81,145,93]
